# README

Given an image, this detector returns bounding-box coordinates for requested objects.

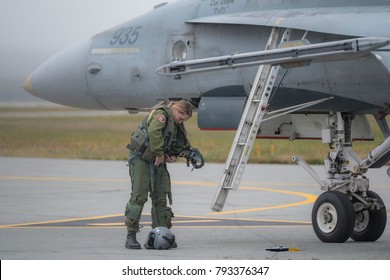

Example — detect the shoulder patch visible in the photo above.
[157,114,166,124]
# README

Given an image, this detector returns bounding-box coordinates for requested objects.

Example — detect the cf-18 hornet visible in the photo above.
[24,0,390,243]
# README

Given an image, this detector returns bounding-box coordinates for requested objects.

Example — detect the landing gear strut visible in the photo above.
[294,112,389,243]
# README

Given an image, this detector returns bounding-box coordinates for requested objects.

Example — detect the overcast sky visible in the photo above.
[0,0,177,103]
[1,0,177,51]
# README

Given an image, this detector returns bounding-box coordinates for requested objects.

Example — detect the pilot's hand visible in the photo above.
[154,155,165,167]
[165,155,177,163]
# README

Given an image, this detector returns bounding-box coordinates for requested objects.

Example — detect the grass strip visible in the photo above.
[0,110,386,163]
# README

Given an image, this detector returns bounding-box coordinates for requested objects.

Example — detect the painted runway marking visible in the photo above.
[0,175,316,228]
[0,214,310,229]
[0,176,127,183]
[212,186,318,215]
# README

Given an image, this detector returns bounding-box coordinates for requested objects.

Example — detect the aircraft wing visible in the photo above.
[187,6,390,37]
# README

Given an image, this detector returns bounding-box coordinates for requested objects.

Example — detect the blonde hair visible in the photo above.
[147,100,193,122]
[171,100,193,118]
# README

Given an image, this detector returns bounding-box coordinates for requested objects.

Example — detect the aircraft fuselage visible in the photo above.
[25,0,390,115]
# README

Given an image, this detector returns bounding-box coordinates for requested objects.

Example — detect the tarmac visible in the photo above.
[0,156,389,260]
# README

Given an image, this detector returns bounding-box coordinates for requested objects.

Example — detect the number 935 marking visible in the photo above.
[110,26,143,45]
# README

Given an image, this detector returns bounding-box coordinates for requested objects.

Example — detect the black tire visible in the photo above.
[351,190,387,242]
[312,191,355,243]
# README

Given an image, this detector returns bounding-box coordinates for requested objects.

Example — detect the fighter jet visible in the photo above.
[24,0,390,243]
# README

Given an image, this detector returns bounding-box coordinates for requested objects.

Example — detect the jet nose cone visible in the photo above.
[23,73,35,96]
[23,38,105,109]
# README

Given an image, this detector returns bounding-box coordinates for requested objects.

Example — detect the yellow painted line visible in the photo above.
[174,214,310,225]
[0,225,312,229]
[212,186,317,215]
[0,213,311,229]
[0,214,122,229]
[0,214,218,228]
[0,176,317,224]
[88,220,219,227]
[91,48,140,54]
[204,216,311,224]
[0,176,127,183]
[175,224,311,229]
[172,219,219,223]
[88,223,124,226]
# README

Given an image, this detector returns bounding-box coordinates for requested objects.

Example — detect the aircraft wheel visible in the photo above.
[351,190,387,242]
[312,191,355,243]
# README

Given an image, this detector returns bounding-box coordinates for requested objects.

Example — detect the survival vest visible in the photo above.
[127,105,188,159]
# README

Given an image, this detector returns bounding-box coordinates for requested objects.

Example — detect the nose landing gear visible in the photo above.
[294,112,389,243]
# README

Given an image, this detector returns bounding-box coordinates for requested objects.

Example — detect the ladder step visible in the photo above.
[211,27,291,212]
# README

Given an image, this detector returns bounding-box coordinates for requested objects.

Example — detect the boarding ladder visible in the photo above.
[211,27,291,212]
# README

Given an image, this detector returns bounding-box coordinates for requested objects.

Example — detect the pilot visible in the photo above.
[124,100,193,249]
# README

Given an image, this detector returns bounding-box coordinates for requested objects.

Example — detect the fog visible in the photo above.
[0,0,176,104]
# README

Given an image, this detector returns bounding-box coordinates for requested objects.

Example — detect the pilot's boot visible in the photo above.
[125,231,141,249]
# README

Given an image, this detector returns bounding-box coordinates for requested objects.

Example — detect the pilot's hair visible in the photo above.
[148,100,193,122]
[171,100,193,118]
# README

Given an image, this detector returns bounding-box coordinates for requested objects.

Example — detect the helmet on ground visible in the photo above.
[145,227,175,249]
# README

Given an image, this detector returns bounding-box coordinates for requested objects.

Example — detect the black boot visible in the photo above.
[125,231,141,249]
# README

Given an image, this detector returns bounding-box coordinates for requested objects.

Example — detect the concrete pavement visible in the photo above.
[0,157,389,260]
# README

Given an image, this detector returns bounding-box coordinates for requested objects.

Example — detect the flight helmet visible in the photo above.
[144,227,175,249]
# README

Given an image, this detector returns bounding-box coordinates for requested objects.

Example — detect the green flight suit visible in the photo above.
[124,107,190,233]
